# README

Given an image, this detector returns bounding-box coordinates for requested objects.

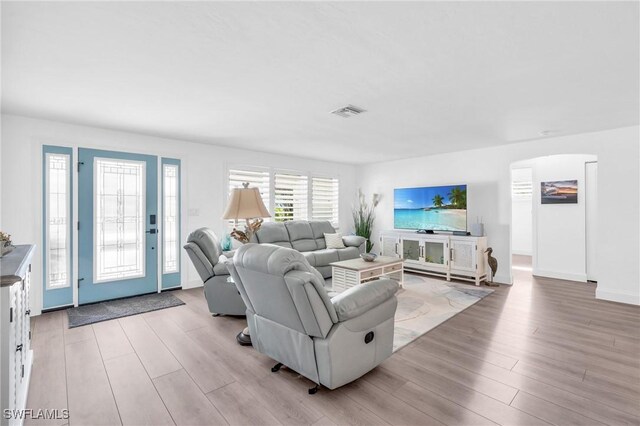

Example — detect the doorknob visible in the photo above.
[146,229,158,234]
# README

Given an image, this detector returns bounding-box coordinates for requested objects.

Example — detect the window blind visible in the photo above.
[311,177,339,226]
[227,168,270,228]
[274,173,308,222]
[512,180,533,199]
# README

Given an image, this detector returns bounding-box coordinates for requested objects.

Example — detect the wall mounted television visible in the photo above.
[394,185,467,232]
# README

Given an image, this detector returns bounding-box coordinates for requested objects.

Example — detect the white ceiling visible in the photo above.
[2,2,638,164]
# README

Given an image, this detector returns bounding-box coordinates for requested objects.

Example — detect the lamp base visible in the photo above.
[236,327,252,346]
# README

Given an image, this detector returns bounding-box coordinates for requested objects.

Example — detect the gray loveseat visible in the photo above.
[251,220,366,278]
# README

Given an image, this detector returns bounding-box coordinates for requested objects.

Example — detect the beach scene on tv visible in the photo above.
[394,185,467,232]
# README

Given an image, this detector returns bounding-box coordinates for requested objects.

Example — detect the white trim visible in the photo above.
[511,250,532,256]
[72,147,79,307]
[532,269,587,283]
[492,273,513,285]
[157,156,162,292]
[595,288,640,305]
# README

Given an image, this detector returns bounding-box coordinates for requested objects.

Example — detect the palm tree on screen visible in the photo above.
[447,187,467,209]
[432,194,444,207]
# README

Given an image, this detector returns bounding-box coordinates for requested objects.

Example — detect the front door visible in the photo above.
[78,148,158,304]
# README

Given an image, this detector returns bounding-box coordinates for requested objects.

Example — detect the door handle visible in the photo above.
[146,229,158,234]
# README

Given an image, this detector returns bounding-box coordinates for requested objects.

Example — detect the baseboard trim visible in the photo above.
[492,273,513,285]
[533,269,587,283]
[596,288,640,306]
[511,250,532,256]
[183,280,204,290]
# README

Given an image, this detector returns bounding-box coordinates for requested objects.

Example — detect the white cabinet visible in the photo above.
[380,231,487,285]
[1,245,35,426]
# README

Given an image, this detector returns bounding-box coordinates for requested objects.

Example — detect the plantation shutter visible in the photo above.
[311,177,339,227]
[512,180,533,200]
[227,168,270,229]
[274,172,308,222]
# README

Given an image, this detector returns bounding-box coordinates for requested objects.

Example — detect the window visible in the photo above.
[163,163,179,274]
[274,173,308,222]
[45,152,71,289]
[226,167,340,225]
[227,168,270,228]
[512,180,533,200]
[94,158,146,282]
[311,177,339,226]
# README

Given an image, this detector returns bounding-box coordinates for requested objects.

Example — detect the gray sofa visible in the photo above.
[226,243,399,392]
[251,220,366,278]
[183,228,246,316]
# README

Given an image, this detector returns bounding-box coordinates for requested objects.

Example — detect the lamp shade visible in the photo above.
[222,186,271,220]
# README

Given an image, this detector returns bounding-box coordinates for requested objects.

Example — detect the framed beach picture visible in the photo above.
[541,180,578,204]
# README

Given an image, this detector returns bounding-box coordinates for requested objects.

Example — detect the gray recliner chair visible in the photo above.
[226,243,399,393]
[183,228,246,316]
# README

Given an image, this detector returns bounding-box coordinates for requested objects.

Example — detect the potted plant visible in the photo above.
[352,189,380,253]
[0,231,14,257]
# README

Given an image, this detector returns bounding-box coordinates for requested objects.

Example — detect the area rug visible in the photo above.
[327,273,493,352]
[66,292,185,328]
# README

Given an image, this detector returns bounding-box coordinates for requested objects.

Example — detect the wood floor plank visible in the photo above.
[92,320,134,361]
[153,369,227,426]
[206,382,281,426]
[510,391,606,426]
[392,381,498,426]
[119,315,182,379]
[104,353,174,426]
[145,315,235,393]
[26,328,67,426]
[341,378,445,426]
[64,339,121,426]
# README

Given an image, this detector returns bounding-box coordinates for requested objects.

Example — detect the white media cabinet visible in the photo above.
[379,230,487,285]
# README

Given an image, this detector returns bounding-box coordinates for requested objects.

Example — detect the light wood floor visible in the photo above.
[27,256,640,426]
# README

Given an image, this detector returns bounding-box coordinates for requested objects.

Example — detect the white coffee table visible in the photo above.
[330,256,404,293]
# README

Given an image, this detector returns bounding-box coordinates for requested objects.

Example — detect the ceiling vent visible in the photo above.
[330,104,366,118]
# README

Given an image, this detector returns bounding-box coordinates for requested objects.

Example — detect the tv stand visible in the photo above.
[380,230,487,286]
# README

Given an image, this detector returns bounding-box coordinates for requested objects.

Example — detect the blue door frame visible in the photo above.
[77,148,158,304]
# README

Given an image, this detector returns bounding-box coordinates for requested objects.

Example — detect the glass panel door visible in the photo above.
[401,238,422,264]
[161,158,181,289]
[423,240,447,267]
[42,145,73,309]
[78,148,158,304]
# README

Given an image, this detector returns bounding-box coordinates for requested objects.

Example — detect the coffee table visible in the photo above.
[330,256,404,293]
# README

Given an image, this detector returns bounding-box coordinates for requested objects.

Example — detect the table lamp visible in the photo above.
[222,182,271,243]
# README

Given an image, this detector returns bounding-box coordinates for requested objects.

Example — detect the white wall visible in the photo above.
[1,114,358,314]
[510,167,532,256]
[530,154,597,282]
[356,126,640,305]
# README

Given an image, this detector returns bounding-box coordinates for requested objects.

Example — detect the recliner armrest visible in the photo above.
[342,235,366,248]
[184,242,214,281]
[331,279,399,322]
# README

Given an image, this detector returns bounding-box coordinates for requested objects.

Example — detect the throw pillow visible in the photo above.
[324,233,346,249]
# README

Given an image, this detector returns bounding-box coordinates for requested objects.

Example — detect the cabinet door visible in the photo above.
[8,284,18,411]
[401,238,422,265]
[380,235,400,258]
[450,239,477,272]
[423,239,449,268]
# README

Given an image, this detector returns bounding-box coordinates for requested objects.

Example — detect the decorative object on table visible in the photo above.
[541,180,578,204]
[220,233,233,251]
[470,217,485,237]
[484,247,499,286]
[360,253,378,262]
[0,231,14,257]
[222,182,271,243]
[352,189,380,253]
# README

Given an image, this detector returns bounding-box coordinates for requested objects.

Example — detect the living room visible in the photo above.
[1,2,639,426]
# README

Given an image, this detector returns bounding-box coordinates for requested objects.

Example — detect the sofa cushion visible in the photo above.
[187,228,222,265]
[301,251,316,267]
[255,222,293,248]
[312,249,339,267]
[285,221,318,252]
[336,246,360,261]
[309,221,336,250]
